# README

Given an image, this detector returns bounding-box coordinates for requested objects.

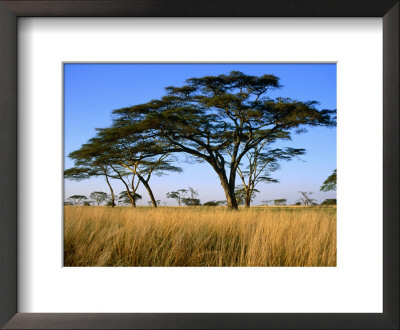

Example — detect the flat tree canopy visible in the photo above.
[67,195,88,206]
[109,71,336,209]
[320,169,337,192]
[90,191,109,206]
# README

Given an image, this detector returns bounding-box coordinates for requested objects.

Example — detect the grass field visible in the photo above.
[64,205,336,267]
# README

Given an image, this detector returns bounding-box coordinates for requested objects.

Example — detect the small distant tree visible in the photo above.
[203,201,219,206]
[182,198,201,206]
[147,201,152,206]
[320,169,337,192]
[203,200,225,206]
[297,191,316,205]
[67,195,88,206]
[182,187,201,206]
[261,200,273,206]
[166,189,188,206]
[156,200,161,206]
[89,191,108,206]
[294,201,301,205]
[83,201,93,206]
[274,199,287,206]
[321,198,336,205]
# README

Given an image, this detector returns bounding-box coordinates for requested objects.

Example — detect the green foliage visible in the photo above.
[89,191,108,205]
[166,189,188,206]
[182,198,201,206]
[235,186,259,205]
[321,199,337,205]
[64,167,93,181]
[180,187,201,206]
[118,191,142,205]
[203,201,219,206]
[203,200,226,206]
[167,188,202,206]
[320,169,337,192]
[274,199,287,206]
[67,195,88,206]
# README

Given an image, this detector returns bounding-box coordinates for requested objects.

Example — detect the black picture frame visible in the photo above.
[0,1,398,329]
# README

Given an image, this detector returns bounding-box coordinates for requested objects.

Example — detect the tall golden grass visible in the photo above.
[64,206,336,267]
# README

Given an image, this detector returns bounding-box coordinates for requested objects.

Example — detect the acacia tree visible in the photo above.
[298,191,316,205]
[92,128,182,208]
[320,169,337,192]
[120,157,180,208]
[166,189,188,206]
[67,195,88,205]
[66,130,181,208]
[181,187,201,206]
[111,71,336,209]
[109,164,142,207]
[236,146,305,207]
[65,137,129,208]
[118,191,142,205]
[89,191,108,206]
[64,165,117,207]
[67,136,152,208]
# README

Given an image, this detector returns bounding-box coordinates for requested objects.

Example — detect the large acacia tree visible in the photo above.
[110,71,336,209]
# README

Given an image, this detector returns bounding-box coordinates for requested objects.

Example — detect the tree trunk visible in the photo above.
[218,176,238,210]
[120,179,136,208]
[244,193,251,208]
[105,174,115,207]
[137,174,157,207]
[209,161,238,210]
[127,190,136,207]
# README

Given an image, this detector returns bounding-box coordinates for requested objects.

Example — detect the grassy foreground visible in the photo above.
[64,206,336,267]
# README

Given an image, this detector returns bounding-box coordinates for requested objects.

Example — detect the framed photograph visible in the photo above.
[0,1,398,329]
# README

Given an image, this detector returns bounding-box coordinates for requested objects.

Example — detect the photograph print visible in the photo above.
[64,63,337,267]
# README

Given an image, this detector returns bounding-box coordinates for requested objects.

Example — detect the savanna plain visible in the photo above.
[64,205,336,267]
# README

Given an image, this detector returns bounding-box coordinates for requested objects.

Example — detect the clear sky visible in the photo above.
[64,63,336,205]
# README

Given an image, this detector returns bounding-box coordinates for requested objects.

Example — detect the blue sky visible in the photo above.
[64,63,336,205]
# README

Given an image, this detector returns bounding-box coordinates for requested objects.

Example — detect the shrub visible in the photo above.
[203,201,219,206]
[321,199,336,205]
